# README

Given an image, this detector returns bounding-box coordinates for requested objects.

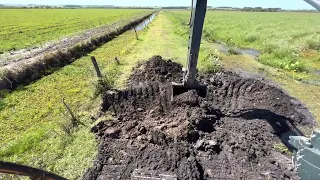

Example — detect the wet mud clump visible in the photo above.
[84,56,314,180]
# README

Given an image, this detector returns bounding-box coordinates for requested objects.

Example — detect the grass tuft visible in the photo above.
[199,48,221,73]
[227,48,240,55]
[306,35,320,51]
[245,33,260,43]
[93,75,116,98]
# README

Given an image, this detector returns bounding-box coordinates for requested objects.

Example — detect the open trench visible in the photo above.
[84,56,314,180]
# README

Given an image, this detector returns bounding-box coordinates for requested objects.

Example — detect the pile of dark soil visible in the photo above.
[128,55,183,86]
[84,56,314,180]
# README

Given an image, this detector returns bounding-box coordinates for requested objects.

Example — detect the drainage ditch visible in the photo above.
[0,12,157,91]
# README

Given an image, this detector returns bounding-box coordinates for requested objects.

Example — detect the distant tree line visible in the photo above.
[119,7,155,9]
[0,4,156,9]
[212,6,318,12]
[0,5,62,9]
[162,6,189,9]
[63,5,83,8]
[242,7,282,12]
[213,6,282,12]
[0,4,317,12]
[162,6,213,9]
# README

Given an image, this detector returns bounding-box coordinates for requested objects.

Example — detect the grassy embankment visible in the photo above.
[169,10,320,123]
[0,9,148,53]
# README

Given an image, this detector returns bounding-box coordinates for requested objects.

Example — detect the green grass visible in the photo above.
[170,10,320,72]
[0,9,150,52]
[167,10,320,122]
[274,143,292,156]
[0,28,147,179]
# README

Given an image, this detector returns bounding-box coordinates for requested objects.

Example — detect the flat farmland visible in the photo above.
[0,8,320,180]
[168,10,320,121]
[0,9,148,52]
[171,11,320,72]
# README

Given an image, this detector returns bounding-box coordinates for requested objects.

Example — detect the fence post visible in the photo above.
[91,56,102,78]
[115,57,120,65]
[62,98,78,128]
[134,28,139,40]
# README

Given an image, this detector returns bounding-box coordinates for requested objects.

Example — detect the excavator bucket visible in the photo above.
[171,82,207,98]
[172,0,208,98]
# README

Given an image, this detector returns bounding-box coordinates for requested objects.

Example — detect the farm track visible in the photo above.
[0,12,155,90]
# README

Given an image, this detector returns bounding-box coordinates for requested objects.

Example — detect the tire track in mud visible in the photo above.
[84,56,315,180]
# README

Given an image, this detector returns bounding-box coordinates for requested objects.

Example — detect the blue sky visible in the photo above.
[0,0,316,10]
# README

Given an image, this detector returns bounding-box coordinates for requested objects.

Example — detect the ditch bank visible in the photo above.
[212,41,260,59]
[0,12,157,91]
[84,56,315,180]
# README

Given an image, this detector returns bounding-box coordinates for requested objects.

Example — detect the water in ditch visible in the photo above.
[133,13,156,31]
[213,42,261,59]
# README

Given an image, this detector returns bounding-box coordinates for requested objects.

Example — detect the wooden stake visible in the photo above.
[115,57,120,65]
[134,28,139,40]
[91,56,102,78]
[62,98,78,128]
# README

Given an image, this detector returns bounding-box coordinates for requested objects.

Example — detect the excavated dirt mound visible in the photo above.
[128,55,183,86]
[84,56,314,180]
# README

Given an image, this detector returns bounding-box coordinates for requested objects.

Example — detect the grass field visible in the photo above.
[171,10,320,73]
[0,27,145,179]
[0,9,153,179]
[0,9,320,179]
[0,9,149,52]
[167,11,320,120]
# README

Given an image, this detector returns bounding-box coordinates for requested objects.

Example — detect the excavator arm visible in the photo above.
[185,0,207,86]
[304,0,320,11]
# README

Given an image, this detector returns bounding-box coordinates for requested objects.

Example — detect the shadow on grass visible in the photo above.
[234,108,305,152]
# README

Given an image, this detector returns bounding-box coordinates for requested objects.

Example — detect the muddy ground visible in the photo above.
[84,56,314,180]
